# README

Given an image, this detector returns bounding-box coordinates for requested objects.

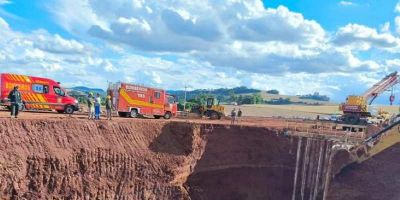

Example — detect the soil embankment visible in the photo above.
[0,119,203,199]
[0,117,385,200]
[327,144,400,200]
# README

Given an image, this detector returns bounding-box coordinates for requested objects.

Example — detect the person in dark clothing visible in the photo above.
[8,86,22,118]
[231,108,237,125]
[237,108,243,123]
[105,95,113,120]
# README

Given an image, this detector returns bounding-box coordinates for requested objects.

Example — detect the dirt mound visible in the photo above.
[327,144,400,200]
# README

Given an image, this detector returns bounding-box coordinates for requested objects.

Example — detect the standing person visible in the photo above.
[231,108,237,125]
[105,95,113,120]
[8,86,22,118]
[87,92,95,119]
[237,108,242,123]
[94,93,102,120]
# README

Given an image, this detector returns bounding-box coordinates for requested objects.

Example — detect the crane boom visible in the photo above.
[362,72,399,104]
[340,71,399,124]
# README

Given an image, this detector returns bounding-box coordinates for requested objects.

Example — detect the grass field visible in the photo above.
[224,104,400,119]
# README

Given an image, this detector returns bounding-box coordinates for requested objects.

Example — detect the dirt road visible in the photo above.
[0,109,299,128]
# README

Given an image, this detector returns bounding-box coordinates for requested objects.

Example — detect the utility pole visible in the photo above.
[184,85,187,111]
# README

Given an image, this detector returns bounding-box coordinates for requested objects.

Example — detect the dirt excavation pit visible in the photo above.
[0,117,389,200]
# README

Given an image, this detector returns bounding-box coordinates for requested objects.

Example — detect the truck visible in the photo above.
[0,73,79,114]
[108,82,177,119]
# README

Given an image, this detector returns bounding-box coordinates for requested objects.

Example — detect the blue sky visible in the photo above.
[1,0,400,103]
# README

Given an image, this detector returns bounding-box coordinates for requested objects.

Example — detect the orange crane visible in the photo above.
[339,71,399,124]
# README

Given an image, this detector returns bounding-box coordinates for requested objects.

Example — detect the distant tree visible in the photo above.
[252,93,263,104]
[237,95,243,105]
[228,90,237,102]
[299,92,330,101]
[264,98,292,105]
[266,89,280,95]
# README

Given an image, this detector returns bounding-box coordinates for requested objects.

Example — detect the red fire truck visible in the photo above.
[0,73,79,114]
[108,82,177,119]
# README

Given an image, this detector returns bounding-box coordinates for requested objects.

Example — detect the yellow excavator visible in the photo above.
[351,119,400,163]
[192,97,225,120]
[339,71,399,124]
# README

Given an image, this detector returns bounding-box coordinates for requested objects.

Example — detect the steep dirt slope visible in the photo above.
[0,119,204,199]
[327,144,400,200]
[185,126,336,200]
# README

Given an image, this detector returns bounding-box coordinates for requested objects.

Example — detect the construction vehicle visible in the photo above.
[108,82,177,119]
[0,73,79,114]
[191,97,225,120]
[339,71,399,124]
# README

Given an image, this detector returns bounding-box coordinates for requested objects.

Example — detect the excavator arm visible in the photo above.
[353,120,400,163]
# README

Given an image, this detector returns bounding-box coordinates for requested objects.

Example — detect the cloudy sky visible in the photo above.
[1,0,400,102]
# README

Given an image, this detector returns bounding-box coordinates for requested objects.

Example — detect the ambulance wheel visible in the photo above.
[65,105,75,114]
[130,109,138,118]
[164,112,172,119]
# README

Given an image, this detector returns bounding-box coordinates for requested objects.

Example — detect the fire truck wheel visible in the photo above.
[65,105,75,114]
[130,109,139,118]
[164,112,172,119]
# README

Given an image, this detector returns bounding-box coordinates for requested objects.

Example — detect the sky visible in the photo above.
[1,0,400,103]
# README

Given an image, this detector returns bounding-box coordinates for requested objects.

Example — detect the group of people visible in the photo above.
[230,108,243,125]
[87,93,113,120]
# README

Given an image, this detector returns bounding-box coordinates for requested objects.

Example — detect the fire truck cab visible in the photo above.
[0,73,79,114]
[108,82,177,119]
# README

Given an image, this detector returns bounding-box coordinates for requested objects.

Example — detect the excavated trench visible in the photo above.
[0,119,395,199]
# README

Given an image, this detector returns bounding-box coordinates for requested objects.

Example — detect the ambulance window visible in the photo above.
[54,86,65,96]
[43,85,49,94]
[32,84,44,93]
[154,92,161,99]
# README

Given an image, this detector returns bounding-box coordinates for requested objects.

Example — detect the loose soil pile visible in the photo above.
[327,144,400,200]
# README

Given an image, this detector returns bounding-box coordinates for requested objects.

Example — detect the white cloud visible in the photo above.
[0,16,8,29]
[339,1,355,6]
[33,32,86,54]
[0,0,11,5]
[0,0,395,102]
[49,0,386,78]
[380,22,390,33]
[0,16,108,87]
[333,24,400,51]
[395,1,400,13]
[395,16,400,34]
